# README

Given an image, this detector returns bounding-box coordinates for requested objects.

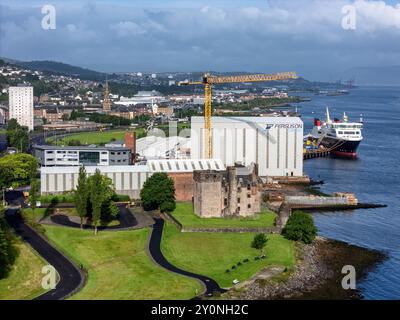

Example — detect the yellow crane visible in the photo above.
[179,71,298,158]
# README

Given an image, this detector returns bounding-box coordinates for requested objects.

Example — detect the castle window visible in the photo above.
[237,198,240,203]
[224,198,227,206]
[248,204,251,209]
[238,207,240,212]
[247,184,251,190]
[247,194,251,198]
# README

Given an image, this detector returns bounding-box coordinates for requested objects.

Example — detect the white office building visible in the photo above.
[191,116,303,177]
[9,86,34,131]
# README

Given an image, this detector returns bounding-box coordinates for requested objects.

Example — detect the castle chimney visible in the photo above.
[124,131,136,164]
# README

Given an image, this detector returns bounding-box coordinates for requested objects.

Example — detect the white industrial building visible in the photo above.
[191,116,303,177]
[40,159,225,198]
[8,86,34,131]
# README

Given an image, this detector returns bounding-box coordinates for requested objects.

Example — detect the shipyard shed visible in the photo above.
[191,116,303,177]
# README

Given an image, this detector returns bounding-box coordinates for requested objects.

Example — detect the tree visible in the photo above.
[0,216,16,279]
[140,173,175,211]
[6,119,29,152]
[251,233,268,255]
[282,211,318,244]
[75,166,88,229]
[29,179,40,221]
[87,169,115,234]
[0,153,38,189]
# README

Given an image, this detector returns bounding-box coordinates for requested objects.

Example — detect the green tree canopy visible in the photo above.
[282,211,318,244]
[75,166,89,229]
[251,233,268,254]
[0,153,38,189]
[140,172,176,212]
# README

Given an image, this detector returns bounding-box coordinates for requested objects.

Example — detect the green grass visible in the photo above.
[48,128,145,146]
[161,222,295,288]
[171,202,277,229]
[0,241,48,300]
[43,225,202,299]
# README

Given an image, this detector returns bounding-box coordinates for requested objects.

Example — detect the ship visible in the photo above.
[310,108,363,158]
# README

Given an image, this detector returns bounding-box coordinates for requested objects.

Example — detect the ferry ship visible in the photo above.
[310,108,363,158]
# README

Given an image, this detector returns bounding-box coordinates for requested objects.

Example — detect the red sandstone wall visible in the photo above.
[168,172,194,202]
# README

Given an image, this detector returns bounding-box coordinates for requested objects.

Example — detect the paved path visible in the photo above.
[49,204,139,230]
[4,209,85,300]
[148,218,226,297]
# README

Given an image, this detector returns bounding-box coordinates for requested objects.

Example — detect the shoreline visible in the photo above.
[223,237,387,300]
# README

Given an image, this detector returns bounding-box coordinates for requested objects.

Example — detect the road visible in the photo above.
[4,208,85,300]
[148,218,226,297]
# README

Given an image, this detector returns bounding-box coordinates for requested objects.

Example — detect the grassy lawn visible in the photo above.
[23,208,50,222]
[171,202,277,229]
[48,128,145,146]
[0,241,48,300]
[43,225,202,299]
[161,222,295,288]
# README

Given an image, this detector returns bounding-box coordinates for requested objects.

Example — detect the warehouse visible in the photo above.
[191,116,303,177]
[40,159,225,199]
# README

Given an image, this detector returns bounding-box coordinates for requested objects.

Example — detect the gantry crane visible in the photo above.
[179,71,298,158]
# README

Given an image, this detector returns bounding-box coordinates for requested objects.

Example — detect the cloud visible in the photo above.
[0,0,400,80]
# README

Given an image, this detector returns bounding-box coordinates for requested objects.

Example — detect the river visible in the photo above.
[298,86,400,299]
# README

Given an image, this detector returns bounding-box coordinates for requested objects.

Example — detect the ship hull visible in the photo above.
[320,137,361,158]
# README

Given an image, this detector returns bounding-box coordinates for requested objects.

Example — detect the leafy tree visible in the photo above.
[140,173,175,211]
[6,119,19,131]
[0,216,16,279]
[282,211,318,244]
[6,119,29,152]
[75,166,88,229]
[88,169,115,234]
[0,153,38,189]
[29,179,40,221]
[251,233,268,255]
[160,201,176,213]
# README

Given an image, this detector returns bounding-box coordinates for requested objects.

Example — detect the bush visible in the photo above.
[0,217,17,279]
[225,269,230,273]
[111,194,130,202]
[243,258,249,263]
[282,211,318,244]
[231,265,236,270]
[160,201,176,213]
[237,262,242,266]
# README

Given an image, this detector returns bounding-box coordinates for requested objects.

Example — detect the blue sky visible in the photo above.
[1,0,400,81]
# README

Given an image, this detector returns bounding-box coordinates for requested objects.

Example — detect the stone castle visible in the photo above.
[193,163,262,218]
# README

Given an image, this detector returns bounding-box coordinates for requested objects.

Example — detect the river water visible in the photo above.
[297,86,400,299]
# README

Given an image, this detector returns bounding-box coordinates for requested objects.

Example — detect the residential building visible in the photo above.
[8,85,34,130]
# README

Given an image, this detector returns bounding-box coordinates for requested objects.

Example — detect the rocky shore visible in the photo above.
[224,237,386,300]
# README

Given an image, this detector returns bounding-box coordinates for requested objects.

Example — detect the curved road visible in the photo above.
[50,204,138,230]
[148,218,226,297]
[4,209,85,300]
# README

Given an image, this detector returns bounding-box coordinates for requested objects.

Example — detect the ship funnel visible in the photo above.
[326,107,332,124]
[343,112,348,123]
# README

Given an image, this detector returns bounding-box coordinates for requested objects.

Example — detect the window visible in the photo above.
[224,198,227,206]
[248,204,251,209]
[101,159,107,162]
[247,184,251,190]
[101,151,107,155]
[247,194,251,198]
[79,151,100,164]
[237,198,240,203]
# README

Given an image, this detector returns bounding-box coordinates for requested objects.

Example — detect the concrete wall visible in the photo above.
[285,196,350,206]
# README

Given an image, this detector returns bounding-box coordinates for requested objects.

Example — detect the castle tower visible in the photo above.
[193,170,223,217]
[103,80,111,112]
[226,166,238,216]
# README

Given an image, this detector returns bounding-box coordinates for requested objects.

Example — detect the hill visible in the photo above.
[1,58,107,81]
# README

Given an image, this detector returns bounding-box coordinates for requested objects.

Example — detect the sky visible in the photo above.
[1,0,400,81]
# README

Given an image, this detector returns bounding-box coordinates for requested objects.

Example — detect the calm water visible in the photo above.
[298,86,400,299]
